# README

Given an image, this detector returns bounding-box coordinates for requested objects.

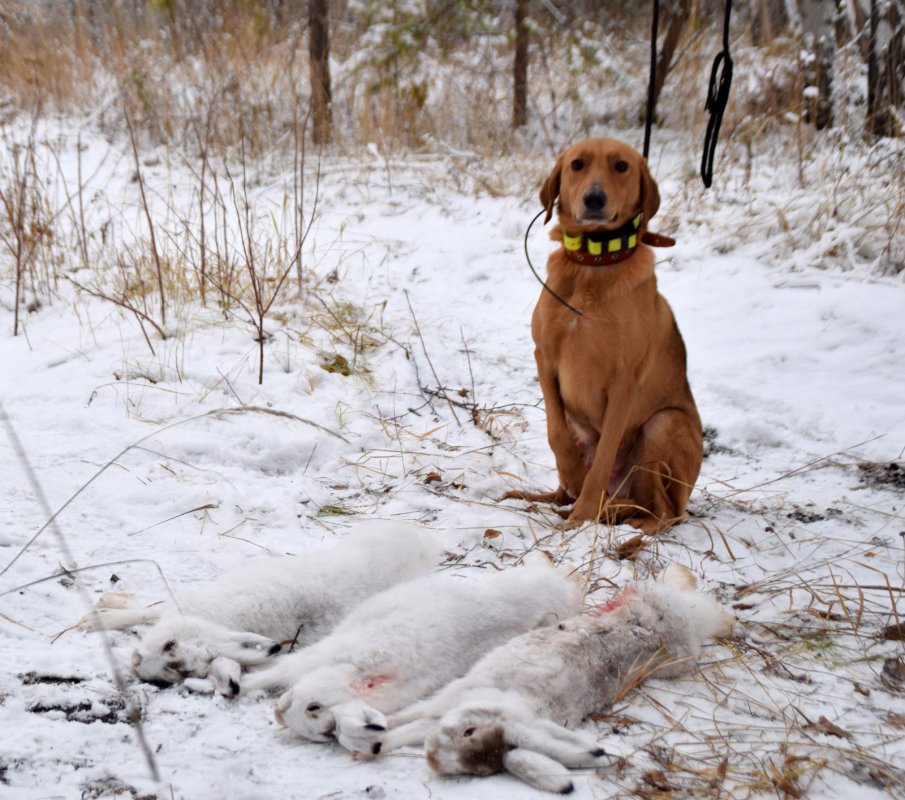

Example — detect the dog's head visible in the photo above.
[540,138,659,230]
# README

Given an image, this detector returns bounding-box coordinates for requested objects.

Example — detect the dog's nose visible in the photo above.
[583,186,607,213]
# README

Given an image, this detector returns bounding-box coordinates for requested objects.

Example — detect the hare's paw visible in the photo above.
[333,701,389,756]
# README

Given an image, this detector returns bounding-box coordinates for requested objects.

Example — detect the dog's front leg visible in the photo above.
[568,384,634,524]
[537,358,589,501]
[503,356,585,505]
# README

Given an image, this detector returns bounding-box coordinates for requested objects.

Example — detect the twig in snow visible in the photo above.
[404,289,460,425]
[0,405,349,580]
[0,402,161,782]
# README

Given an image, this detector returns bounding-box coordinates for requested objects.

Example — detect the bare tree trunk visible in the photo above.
[890,1,904,118]
[308,0,331,145]
[866,0,894,137]
[647,0,691,123]
[800,0,836,129]
[513,0,529,129]
[164,0,184,64]
[816,32,835,128]
[752,0,789,45]
[834,0,854,45]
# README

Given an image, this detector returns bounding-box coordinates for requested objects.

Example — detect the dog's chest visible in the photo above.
[544,303,654,431]
[551,313,638,381]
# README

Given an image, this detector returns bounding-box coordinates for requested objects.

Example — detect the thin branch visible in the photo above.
[0,402,161,782]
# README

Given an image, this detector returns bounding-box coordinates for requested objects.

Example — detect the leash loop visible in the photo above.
[701,0,734,188]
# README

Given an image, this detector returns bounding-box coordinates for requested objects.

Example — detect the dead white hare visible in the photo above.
[241,555,582,753]
[366,564,732,793]
[78,521,441,694]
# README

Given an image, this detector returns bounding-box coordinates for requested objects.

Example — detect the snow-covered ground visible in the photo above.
[1,120,904,799]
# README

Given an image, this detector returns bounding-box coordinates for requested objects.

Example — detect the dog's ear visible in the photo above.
[639,157,660,226]
[539,154,564,224]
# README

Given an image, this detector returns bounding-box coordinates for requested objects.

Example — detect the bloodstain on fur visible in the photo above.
[594,585,637,616]
[350,673,394,695]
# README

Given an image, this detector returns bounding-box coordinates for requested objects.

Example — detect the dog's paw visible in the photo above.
[555,516,586,532]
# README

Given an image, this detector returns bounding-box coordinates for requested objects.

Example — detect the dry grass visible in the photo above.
[328,352,905,798]
[0,1,306,154]
[1,2,901,279]
[0,2,822,157]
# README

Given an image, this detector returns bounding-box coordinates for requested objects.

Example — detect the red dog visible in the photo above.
[506,138,703,533]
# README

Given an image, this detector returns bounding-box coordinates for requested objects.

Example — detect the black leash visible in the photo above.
[523,209,585,319]
[643,0,660,160]
[701,0,733,188]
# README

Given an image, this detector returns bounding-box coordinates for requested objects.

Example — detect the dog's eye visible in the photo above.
[614,160,629,173]
[463,727,475,738]
[162,640,177,653]
[570,158,584,171]
[306,703,323,715]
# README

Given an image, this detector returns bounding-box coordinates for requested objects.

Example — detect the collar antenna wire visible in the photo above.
[523,208,585,319]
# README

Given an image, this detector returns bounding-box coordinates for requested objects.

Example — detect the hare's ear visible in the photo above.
[220,631,282,665]
[639,157,660,226]
[503,748,574,794]
[539,154,564,224]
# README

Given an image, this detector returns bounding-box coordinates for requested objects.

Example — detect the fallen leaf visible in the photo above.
[319,353,351,376]
[881,656,905,692]
[317,505,350,517]
[885,711,905,728]
[772,754,805,799]
[483,529,502,539]
[423,471,442,484]
[804,608,844,622]
[881,622,905,641]
[806,715,851,739]
[587,713,635,727]
[714,755,729,784]
[642,769,672,791]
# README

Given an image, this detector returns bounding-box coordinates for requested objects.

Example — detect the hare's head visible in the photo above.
[132,615,280,691]
[425,704,511,778]
[425,695,607,794]
[272,664,360,741]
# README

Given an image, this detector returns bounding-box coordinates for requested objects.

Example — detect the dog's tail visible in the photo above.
[659,564,734,640]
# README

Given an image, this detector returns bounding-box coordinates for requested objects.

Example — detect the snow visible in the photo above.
[1,118,904,799]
